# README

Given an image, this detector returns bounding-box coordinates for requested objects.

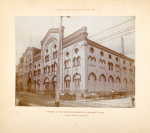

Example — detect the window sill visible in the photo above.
[89,65,96,67]
[64,67,71,70]
[100,67,105,69]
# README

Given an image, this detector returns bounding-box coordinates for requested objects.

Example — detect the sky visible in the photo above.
[15,16,135,65]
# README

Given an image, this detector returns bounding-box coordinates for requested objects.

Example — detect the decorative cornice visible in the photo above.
[63,26,88,44]
[62,35,87,49]
[33,56,41,62]
[87,39,134,62]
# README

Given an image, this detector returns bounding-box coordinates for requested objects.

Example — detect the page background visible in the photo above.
[0,0,150,132]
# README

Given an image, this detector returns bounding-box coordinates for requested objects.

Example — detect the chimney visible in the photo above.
[121,37,124,55]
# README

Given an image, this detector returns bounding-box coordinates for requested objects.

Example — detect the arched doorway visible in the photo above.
[64,75,71,91]
[108,76,114,91]
[37,79,41,91]
[99,74,106,92]
[88,72,96,91]
[116,77,120,92]
[123,78,127,92]
[130,79,133,92]
[73,73,81,91]
[44,77,50,91]
[33,80,36,91]
[27,78,31,92]
[52,75,57,92]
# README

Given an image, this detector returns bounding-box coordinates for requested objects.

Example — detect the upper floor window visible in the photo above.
[92,57,96,66]
[38,69,41,75]
[116,57,118,62]
[108,62,113,71]
[66,51,69,57]
[115,64,120,72]
[123,60,126,64]
[45,55,49,62]
[73,56,81,67]
[74,48,79,54]
[54,44,57,49]
[53,51,57,59]
[25,65,27,70]
[77,56,81,66]
[88,56,96,66]
[46,49,48,53]
[44,66,50,74]
[123,66,127,74]
[109,54,112,59]
[73,57,78,67]
[51,62,57,72]
[44,67,47,74]
[36,70,38,76]
[29,63,32,69]
[90,47,94,53]
[34,71,36,76]
[129,68,133,75]
[99,59,105,68]
[100,51,104,56]
[48,66,50,73]
[130,62,132,67]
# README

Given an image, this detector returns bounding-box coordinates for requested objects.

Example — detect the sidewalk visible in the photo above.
[15,92,135,108]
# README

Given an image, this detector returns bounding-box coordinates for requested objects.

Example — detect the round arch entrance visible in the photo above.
[27,78,31,92]
[88,72,96,92]
[123,78,127,92]
[52,75,57,92]
[108,76,114,91]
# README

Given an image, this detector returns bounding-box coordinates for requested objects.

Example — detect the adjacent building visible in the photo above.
[16,26,135,98]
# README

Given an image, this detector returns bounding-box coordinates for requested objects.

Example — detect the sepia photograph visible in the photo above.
[15,16,135,107]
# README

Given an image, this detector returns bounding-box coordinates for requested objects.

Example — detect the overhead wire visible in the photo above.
[93,26,135,42]
[88,17,135,38]
[98,31,135,44]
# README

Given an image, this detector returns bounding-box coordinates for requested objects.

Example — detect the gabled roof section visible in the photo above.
[41,28,60,45]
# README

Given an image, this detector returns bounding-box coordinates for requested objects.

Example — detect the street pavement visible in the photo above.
[15,92,135,108]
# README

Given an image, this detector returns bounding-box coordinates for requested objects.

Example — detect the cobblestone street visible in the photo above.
[16,92,135,108]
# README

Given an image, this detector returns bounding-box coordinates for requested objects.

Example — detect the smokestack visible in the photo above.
[121,37,124,55]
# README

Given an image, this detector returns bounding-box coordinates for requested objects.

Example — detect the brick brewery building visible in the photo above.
[16,26,135,98]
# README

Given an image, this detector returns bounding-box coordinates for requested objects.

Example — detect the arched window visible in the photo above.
[99,59,102,68]
[38,69,41,75]
[64,60,68,69]
[88,72,97,91]
[45,55,49,62]
[64,74,71,90]
[102,60,106,68]
[88,56,92,65]
[44,77,50,90]
[73,57,78,67]
[73,73,81,90]
[48,66,50,73]
[92,57,96,66]
[111,63,113,71]
[37,79,41,90]
[68,59,71,68]
[77,56,81,66]
[108,62,113,71]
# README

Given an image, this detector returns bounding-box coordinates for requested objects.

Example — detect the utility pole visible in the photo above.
[55,16,70,107]
[55,16,62,107]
